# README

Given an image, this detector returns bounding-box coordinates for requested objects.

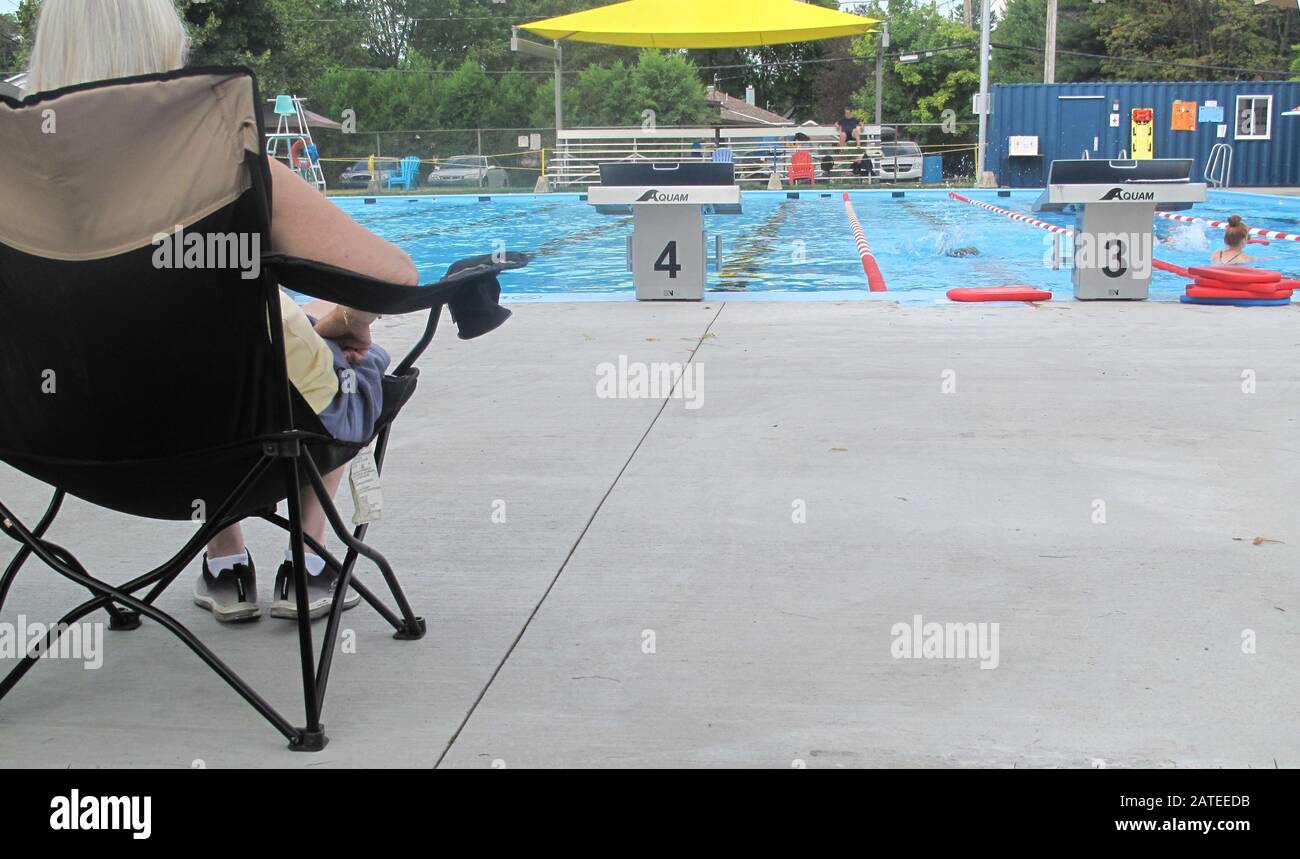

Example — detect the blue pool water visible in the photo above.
[331,189,1300,303]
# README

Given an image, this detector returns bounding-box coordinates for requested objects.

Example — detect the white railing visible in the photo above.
[548,139,926,188]
[1205,143,1233,189]
[545,126,942,188]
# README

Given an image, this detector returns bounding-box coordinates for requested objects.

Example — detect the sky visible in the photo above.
[0,0,18,14]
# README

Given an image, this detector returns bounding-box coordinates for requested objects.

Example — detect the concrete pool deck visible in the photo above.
[1,299,1297,768]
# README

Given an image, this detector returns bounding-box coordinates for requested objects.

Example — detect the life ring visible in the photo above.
[947,286,1052,302]
[290,139,311,169]
[1180,295,1290,307]
[1187,285,1293,300]
[1193,275,1290,294]
[1186,265,1281,285]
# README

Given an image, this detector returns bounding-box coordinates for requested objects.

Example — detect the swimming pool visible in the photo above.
[331,188,1300,303]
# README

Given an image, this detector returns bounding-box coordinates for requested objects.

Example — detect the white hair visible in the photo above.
[26,0,188,94]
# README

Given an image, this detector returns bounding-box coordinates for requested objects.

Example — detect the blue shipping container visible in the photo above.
[986,81,1300,188]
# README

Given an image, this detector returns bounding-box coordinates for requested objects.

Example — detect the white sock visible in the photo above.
[284,547,327,576]
[206,551,249,575]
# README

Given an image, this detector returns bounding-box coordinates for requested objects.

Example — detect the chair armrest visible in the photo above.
[263,251,526,339]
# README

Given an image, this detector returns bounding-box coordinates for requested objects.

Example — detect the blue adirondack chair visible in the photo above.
[387,155,421,190]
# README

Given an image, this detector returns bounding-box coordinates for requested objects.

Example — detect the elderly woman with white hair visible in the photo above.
[22,0,419,623]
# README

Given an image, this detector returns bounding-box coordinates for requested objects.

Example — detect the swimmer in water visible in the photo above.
[1211,215,1254,265]
[945,246,980,258]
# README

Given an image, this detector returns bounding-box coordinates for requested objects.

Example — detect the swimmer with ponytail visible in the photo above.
[1211,215,1254,265]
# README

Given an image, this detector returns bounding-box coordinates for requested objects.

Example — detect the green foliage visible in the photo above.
[567,50,710,127]
[9,0,1299,142]
[991,0,1104,83]
[849,0,979,144]
[180,0,368,95]
[685,0,843,121]
[631,50,711,126]
[7,0,38,71]
[0,12,20,74]
[993,0,1299,83]
[568,61,642,127]
[1095,0,1298,81]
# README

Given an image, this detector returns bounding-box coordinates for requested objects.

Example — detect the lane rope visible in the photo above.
[843,193,887,292]
[947,191,1071,235]
[946,191,1190,277]
[1155,210,1300,243]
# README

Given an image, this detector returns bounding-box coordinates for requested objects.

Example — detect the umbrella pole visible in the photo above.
[554,41,564,131]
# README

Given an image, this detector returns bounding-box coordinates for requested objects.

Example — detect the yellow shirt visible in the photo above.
[279,291,339,413]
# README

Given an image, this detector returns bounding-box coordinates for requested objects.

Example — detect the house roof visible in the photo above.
[705,86,792,126]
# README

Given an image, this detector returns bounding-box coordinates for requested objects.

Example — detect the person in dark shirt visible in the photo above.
[836,107,863,147]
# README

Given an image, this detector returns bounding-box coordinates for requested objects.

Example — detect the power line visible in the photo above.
[337,66,575,75]
[993,42,1295,78]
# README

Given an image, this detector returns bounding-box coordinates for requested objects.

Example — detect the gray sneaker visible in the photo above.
[193,553,261,622]
[270,560,361,620]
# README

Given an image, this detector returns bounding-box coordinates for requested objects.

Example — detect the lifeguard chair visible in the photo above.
[266,94,327,192]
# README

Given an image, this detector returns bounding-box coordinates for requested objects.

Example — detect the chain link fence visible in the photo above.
[310,128,556,193]
[301,121,978,193]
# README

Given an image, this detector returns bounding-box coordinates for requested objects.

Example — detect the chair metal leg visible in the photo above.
[0,489,63,614]
[257,510,407,631]
[301,455,425,641]
[137,457,277,609]
[282,457,327,751]
[0,501,305,746]
[0,491,137,629]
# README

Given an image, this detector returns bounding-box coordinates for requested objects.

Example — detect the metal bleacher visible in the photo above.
[546,125,912,189]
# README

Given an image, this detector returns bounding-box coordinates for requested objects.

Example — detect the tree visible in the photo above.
[566,50,709,127]
[178,0,370,95]
[407,0,635,70]
[991,0,1104,83]
[7,0,38,71]
[848,0,980,145]
[632,50,711,127]
[568,61,643,127]
[1095,0,1298,81]
[810,38,867,126]
[0,13,20,74]
[685,0,849,122]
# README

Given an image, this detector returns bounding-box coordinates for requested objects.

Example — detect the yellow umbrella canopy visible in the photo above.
[522,0,880,49]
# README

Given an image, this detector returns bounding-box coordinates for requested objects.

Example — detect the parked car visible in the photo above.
[875,141,923,182]
[339,158,403,189]
[429,155,509,188]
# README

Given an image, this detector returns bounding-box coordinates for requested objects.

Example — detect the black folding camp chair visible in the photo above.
[0,67,523,750]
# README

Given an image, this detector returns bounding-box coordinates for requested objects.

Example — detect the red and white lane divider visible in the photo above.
[946,191,1072,235]
[946,191,1194,276]
[843,193,887,292]
[1155,210,1300,243]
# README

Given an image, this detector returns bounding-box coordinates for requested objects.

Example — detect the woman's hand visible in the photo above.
[314,306,375,363]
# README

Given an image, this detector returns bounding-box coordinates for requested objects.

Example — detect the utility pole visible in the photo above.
[1044,0,1058,83]
[874,22,889,126]
[975,0,992,185]
[964,0,973,29]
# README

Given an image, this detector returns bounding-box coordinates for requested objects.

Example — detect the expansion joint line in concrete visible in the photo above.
[432,302,728,767]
